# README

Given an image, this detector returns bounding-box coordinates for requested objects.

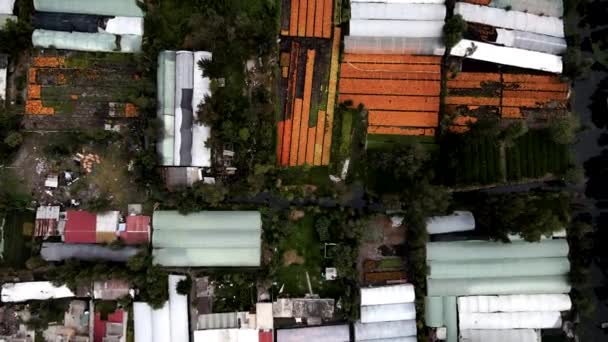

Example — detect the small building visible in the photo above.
[1,281,75,302]
[119,215,150,245]
[93,309,125,342]
[35,205,61,238]
[41,242,138,262]
[276,325,350,342]
[64,210,97,243]
[93,279,131,300]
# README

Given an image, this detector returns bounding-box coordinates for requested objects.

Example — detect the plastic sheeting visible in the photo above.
[496,29,567,55]
[344,36,445,55]
[427,275,571,296]
[490,0,563,18]
[133,302,171,342]
[194,329,259,342]
[355,320,417,340]
[174,51,194,166]
[33,29,118,52]
[1,282,75,302]
[425,297,444,327]
[191,51,212,168]
[455,2,564,38]
[460,329,541,342]
[457,294,572,313]
[428,257,570,279]
[350,19,444,38]
[0,0,14,14]
[41,242,138,262]
[32,12,105,32]
[351,3,446,20]
[104,17,144,35]
[458,311,562,330]
[360,284,416,306]
[157,51,176,165]
[451,39,563,73]
[152,303,171,342]
[277,325,350,342]
[426,211,475,235]
[169,275,189,342]
[34,0,144,17]
[153,230,260,248]
[153,211,262,231]
[119,34,142,53]
[427,239,569,261]
[361,303,416,323]
[153,247,261,267]
[444,296,458,342]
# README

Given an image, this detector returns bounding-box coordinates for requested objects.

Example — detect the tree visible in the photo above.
[564,166,585,185]
[549,113,581,145]
[0,169,30,211]
[315,216,331,242]
[443,15,467,49]
[84,194,113,212]
[500,121,528,147]
[176,276,192,295]
[4,131,22,148]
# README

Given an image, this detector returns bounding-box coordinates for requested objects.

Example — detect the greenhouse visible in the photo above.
[32,29,142,53]
[344,36,445,56]
[495,29,567,55]
[426,210,475,235]
[350,2,446,20]
[489,0,563,18]
[33,0,144,17]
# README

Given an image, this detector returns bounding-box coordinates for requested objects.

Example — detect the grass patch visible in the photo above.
[0,211,33,267]
[377,258,402,270]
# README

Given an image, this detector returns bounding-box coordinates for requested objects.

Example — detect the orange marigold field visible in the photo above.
[28,85,41,99]
[452,116,478,126]
[343,54,441,64]
[502,90,568,101]
[28,68,37,84]
[368,110,438,127]
[32,56,65,68]
[445,96,500,106]
[501,107,523,118]
[339,79,440,96]
[448,72,500,82]
[340,94,440,111]
[340,64,441,81]
[25,100,54,115]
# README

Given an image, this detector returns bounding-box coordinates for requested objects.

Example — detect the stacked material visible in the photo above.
[157,51,213,168]
[424,239,571,342]
[152,211,262,267]
[346,0,446,55]
[451,1,565,72]
[32,0,144,53]
[356,284,417,341]
[133,275,189,342]
[0,0,16,29]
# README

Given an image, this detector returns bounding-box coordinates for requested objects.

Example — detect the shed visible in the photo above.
[64,210,97,243]
[426,211,475,235]
[152,211,262,267]
[276,325,350,342]
[94,309,124,342]
[93,279,131,300]
[1,281,75,302]
[120,215,150,244]
[41,242,138,262]
[33,0,145,17]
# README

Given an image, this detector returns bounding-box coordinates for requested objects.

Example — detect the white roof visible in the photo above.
[1,282,75,302]
[168,275,189,342]
[354,320,417,340]
[193,329,258,342]
[0,67,6,101]
[360,303,416,323]
[96,211,120,233]
[191,51,213,168]
[426,211,475,235]
[460,329,541,342]
[360,284,415,306]
[458,311,562,330]
[173,51,194,166]
[103,17,144,36]
[256,303,274,330]
[0,0,15,14]
[344,36,445,56]
[457,294,572,313]
[133,302,154,342]
[36,206,60,220]
[351,3,446,20]
[350,19,444,38]
[495,29,567,55]
[455,2,564,38]
[451,39,563,74]
[153,302,172,342]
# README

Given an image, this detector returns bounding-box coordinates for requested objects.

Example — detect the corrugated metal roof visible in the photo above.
[120,215,150,244]
[259,331,273,342]
[64,210,97,243]
[354,320,417,340]
[41,242,138,262]
[94,310,124,342]
[93,279,130,300]
[33,0,144,17]
[197,312,239,330]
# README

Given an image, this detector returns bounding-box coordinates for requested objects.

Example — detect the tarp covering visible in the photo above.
[360,284,416,306]
[425,296,444,327]
[33,12,105,33]
[351,3,446,20]
[427,276,571,296]
[1,282,75,302]
[191,51,212,167]
[457,294,572,313]
[428,257,570,279]
[426,211,475,235]
[41,242,138,262]
[168,275,189,342]
[33,29,118,52]
[344,36,445,56]
[460,329,541,342]
[34,0,145,17]
[157,51,176,165]
[104,17,144,35]
[350,19,444,38]
[455,2,564,38]
[174,51,194,166]
[444,296,458,342]
[277,325,350,342]
[355,320,417,340]
[495,29,567,55]
[361,303,416,323]
[490,0,563,18]
[427,239,569,261]
[459,311,562,330]
[119,34,142,53]
[458,37,557,72]
[0,0,14,14]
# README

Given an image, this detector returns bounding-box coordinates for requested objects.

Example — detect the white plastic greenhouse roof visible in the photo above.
[451,39,563,74]
[460,329,541,342]
[360,284,415,306]
[1,282,75,302]
[355,320,417,340]
[103,17,144,36]
[133,302,171,342]
[34,0,145,17]
[350,19,444,38]
[0,67,6,101]
[426,211,475,235]
[490,0,563,18]
[169,275,189,342]
[277,325,350,342]
[455,2,564,38]
[174,51,194,166]
[360,303,416,323]
[496,29,567,55]
[457,294,572,313]
[32,29,142,53]
[458,311,562,330]
[351,3,446,20]
[0,0,14,14]
[191,51,212,168]
[427,275,571,296]
[344,36,445,56]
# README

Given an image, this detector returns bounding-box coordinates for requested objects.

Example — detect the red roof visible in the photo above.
[120,215,150,244]
[64,210,96,243]
[94,309,124,342]
[259,331,273,342]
